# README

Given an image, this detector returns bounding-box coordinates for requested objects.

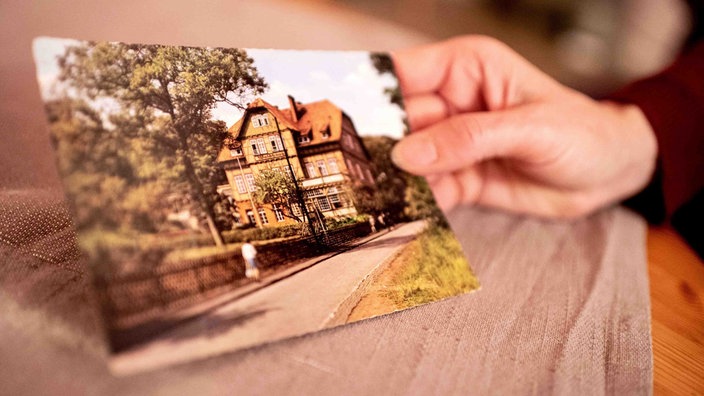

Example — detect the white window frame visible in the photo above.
[229,147,242,157]
[258,208,269,225]
[252,114,269,128]
[269,135,283,152]
[256,138,267,155]
[245,173,256,192]
[246,210,256,224]
[273,205,285,222]
[317,160,328,176]
[298,135,311,144]
[305,162,316,178]
[327,158,339,174]
[234,175,246,194]
[317,196,332,211]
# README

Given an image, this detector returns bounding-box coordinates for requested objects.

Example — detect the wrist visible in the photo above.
[601,100,659,199]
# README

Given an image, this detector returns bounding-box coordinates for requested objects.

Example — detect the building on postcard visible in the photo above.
[216,96,375,228]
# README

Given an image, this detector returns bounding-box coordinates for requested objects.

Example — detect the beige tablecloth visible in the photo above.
[0,1,651,393]
[0,190,651,395]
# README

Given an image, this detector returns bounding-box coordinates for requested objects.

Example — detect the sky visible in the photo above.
[33,38,406,139]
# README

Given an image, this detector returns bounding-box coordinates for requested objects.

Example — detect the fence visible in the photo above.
[95,221,373,335]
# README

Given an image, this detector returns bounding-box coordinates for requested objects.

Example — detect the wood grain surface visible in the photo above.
[647,226,704,395]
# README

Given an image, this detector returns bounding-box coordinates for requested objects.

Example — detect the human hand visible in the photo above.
[391,36,658,219]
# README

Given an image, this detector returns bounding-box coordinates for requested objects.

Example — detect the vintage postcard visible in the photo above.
[32,37,479,375]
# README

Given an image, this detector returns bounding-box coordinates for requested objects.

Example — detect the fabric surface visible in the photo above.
[0,1,652,393]
[0,189,652,395]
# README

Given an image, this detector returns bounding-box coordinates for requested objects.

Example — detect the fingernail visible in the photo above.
[391,134,437,169]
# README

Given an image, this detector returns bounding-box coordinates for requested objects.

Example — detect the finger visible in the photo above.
[393,36,562,111]
[427,167,483,211]
[404,94,449,131]
[392,40,457,97]
[391,107,546,175]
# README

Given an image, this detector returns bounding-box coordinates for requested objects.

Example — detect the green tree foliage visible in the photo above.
[354,135,444,224]
[56,41,267,245]
[404,174,444,222]
[354,136,407,221]
[370,53,404,109]
[253,168,303,222]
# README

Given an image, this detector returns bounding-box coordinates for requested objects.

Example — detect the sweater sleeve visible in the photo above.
[610,41,704,258]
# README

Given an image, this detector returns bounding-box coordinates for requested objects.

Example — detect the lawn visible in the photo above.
[386,223,480,309]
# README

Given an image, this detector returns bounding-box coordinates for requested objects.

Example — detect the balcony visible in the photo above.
[301,173,345,188]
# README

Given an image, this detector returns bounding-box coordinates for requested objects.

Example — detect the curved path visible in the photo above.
[112,220,427,375]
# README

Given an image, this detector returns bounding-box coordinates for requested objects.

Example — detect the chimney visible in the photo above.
[287,95,299,122]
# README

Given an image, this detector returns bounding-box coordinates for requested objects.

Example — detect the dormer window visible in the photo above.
[322,128,331,139]
[251,114,269,128]
[229,147,242,157]
[298,135,311,144]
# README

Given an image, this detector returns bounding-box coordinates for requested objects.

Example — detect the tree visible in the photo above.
[58,41,267,245]
[253,168,304,222]
[370,52,404,109]
[354,136,407,221]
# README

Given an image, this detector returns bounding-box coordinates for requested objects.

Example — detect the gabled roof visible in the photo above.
[219,97,350,163]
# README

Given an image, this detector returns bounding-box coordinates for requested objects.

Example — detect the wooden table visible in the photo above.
[647,227,704,394]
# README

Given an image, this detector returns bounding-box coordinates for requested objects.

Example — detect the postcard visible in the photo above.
[32,37,479,375]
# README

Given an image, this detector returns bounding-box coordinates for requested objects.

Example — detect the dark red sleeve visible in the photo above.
[610,41,704,258]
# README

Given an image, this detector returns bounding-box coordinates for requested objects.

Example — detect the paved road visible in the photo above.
[112,220,428,375]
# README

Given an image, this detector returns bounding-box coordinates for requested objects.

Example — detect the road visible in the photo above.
[111,220,427,375]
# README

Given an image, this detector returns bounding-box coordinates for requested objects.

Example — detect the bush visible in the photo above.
[222,223,307,243]
[324,215,367,230]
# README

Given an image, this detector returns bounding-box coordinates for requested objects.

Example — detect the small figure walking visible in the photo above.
[241,239,260,281]
[377,213,386,229]
[369,215,377,233]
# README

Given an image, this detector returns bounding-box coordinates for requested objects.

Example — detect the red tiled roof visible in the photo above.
[228,97,345,145]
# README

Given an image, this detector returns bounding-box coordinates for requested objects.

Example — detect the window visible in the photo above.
[246,210,256,225]
[298,135,311,144]
[322,128,331,139]
[291,203,302,217]
[269,135,283,151]
[327,159,339,174]
[252,114,269,127]
[305,189,323,199]
[245,173,256,192]
[229,147,242,157]
[258,208,269,225]
[345,159,355,177]
[355,163,364,181]
[328,187,341,208]
[251,138,267,155]
[317,160,328,176]
[317,196,331,211]
[273,205,285,222]
[305,162,316,178]
[256,138,267,155]
[234,175,246,194]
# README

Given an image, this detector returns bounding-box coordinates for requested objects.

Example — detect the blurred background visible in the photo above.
[317,0,691,96]
[0,0,692,189]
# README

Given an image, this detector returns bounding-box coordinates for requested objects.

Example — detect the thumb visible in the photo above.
[391,108,542,175]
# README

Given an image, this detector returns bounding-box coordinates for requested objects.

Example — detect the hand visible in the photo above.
[391,36,658,219]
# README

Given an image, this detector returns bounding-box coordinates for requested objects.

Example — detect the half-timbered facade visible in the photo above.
[216,96,375,227]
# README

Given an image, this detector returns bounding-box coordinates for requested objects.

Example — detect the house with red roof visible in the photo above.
[216,95,375,227]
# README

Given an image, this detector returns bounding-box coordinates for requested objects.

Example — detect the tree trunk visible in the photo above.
[181,149,224,247]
